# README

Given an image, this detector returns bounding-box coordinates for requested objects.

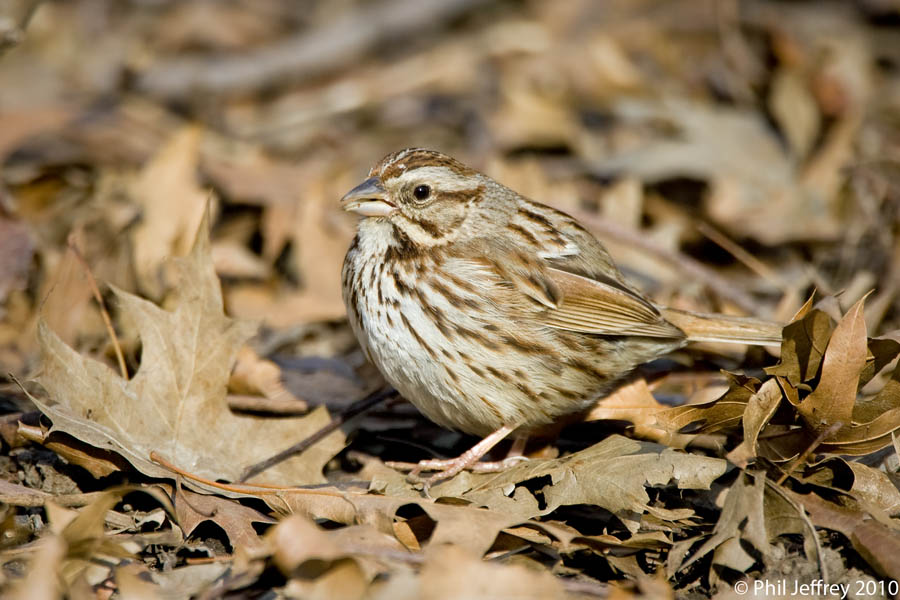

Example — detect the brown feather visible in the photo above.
[543,268,685,338]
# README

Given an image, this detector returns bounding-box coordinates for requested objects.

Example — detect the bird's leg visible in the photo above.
[386,423,520,487]
[465,434,529,472]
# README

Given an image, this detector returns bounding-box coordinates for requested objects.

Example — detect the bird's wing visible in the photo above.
[541,267,684,338]
[462,247,683,338]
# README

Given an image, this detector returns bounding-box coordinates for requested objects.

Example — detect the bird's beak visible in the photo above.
[341,177,396,217]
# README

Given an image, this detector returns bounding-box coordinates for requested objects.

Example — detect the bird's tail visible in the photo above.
[659,307,783,346]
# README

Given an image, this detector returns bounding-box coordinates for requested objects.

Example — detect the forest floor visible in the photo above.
[1,0,900,598]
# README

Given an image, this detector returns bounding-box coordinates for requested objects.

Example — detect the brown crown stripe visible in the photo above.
[378,149,476,180]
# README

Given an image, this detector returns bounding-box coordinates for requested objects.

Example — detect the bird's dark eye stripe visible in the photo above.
[413,185,431,200]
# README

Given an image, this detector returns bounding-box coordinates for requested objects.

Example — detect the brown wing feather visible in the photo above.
[543,268,685,338]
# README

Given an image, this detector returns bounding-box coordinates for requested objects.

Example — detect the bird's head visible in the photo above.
[341,148,492,248]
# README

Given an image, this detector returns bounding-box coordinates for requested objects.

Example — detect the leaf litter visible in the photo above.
[31,211,345,489]
[1,0,900,598]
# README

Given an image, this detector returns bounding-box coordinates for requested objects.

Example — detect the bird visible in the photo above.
[340,148,782,489]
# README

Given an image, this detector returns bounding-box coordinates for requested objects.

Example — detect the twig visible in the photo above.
[572,210,765,315]
[136,0,494,100]
[0,490,107,508]
[149,451,350,498]
[67,234,128,380]
[226,394,310,415]
[776,421,844,485]
[695,221,786,290]
[237,387,396,482]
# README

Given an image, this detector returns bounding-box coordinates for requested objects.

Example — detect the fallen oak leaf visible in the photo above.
[801,458,900,517]
[765,304,835,388]
[859,337,900,389]
[229,346,308,413]
[16,421,128,478]
[797,295,869,430]
[773,300,900,457]
[675,471,767,574]
[584,378,696,447]
[173,487,273,552]
[814,407,900,456]
[653,371,759,435]
[793,490,900,580]
[455,435,727,533]
[31,211,345,488]
[675,472,820,577]
[726,378,783,468]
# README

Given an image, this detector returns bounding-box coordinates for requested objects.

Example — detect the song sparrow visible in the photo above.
[341,148,781,486]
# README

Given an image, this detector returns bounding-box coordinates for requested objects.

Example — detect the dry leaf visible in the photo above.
[677,472,768,573]
[795,491,900,580]
[654,372,760,435]
[768,67,820,159]
[6,532,66,600]
[456,435,726,533]
[804,458,900,516]
[765,307,835,387]
[797,296,868,429]
[416,544,566,600]
[278,488,527,557]
[175,488,273,551]
[726,378,783,468]
[32,212,344,487]
[678,472,818,575]
[130,126,213,298]
[16,422,126,478]
[0,217,33,308]
[114,563,164,600]
[229,346,308,412]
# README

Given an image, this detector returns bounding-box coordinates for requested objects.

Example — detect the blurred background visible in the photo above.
[1,0,898,380]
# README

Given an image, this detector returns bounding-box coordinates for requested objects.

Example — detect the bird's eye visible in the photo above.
[413,185,431,201]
